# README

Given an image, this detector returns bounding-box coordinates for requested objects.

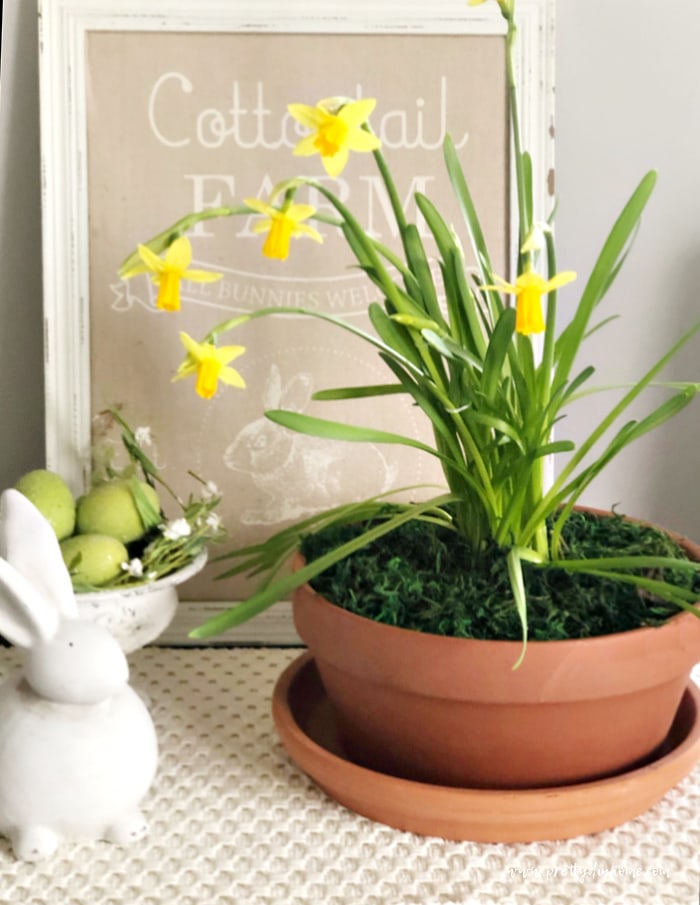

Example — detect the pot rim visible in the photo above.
[296,577,700,650]
[293,582,700,701]
[291,504,700,652]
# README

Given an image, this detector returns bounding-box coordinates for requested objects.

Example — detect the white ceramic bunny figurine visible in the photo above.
[0,488,158,861]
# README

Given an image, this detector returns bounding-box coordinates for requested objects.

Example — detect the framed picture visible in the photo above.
[38,0,554,643]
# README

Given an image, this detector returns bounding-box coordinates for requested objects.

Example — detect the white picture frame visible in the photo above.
[38,0,555,644]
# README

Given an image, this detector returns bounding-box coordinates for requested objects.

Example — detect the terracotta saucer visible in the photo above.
[272,652,700,843]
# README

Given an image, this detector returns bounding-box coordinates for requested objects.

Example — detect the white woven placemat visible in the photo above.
[0,647,697,905]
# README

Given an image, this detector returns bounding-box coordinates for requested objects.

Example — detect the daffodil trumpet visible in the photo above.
[288,97,382,178]
[482,269,577,336]
[243,197,323,261]
[130,237,222,312]
[174,332,246,400]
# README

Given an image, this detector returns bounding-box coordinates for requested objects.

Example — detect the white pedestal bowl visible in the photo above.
[76,551,207,653]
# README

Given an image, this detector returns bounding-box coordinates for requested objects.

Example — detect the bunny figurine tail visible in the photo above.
[0,489,159,861]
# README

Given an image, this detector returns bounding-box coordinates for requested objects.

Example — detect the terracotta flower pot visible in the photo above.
[291,536,700,790]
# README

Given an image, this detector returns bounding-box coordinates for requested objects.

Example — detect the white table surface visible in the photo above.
[0,647,698,905]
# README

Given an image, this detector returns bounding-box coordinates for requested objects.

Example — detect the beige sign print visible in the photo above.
[83,28,508,601]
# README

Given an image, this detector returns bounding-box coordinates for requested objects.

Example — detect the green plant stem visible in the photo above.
[371,146,409,235]
[544,321,700,554]
[118,206,251,277]
[289,180,504,534]
[505,19,531,261]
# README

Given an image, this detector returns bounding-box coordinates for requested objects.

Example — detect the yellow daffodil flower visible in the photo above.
[131,236,222,312]
[244,198,323,260]
[483,269,577,336]
[174,332,246,400]
[288,97,382,178]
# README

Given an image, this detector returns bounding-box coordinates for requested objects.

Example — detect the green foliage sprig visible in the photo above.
[72,408,225,590]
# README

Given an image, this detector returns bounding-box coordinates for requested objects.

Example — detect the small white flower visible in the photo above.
[201,480,219,500]
[205,512,223,531]
[121,558,144,578]
[135,426,153,447]
[161,518,192,541]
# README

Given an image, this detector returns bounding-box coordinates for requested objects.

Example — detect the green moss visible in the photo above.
[300,509,699,641]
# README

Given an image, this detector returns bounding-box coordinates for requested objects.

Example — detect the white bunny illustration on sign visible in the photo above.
[225,365,398,525]
[0,489,158,861]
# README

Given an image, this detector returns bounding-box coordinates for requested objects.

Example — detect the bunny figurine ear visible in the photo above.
[0,558,59,647]
[0,489,77,626]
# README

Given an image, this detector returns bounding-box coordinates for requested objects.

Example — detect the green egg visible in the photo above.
[60,533,129,586]
[76,479,160,544]
[15,469,76,540]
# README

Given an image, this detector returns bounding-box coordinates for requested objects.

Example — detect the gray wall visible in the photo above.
[1,1,699,535]
[0,0,45,488]
[555,1,700,539]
